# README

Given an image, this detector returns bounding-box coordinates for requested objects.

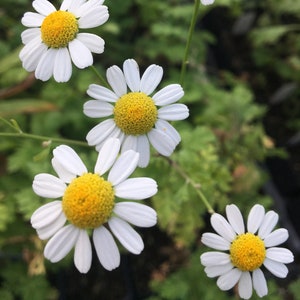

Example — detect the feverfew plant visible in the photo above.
[0,0,296,298]
[20,0,108,82]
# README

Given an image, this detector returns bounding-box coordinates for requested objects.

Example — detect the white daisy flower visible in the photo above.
[200,204,294,299]
[200,0,215,5]
[31,138,158,273]
[19,0,109,82]
[83,58,189,168]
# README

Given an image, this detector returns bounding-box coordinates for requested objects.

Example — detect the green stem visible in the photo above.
[0,132,88,147]
[180,0,200,86]
[90,65,110,88]
[0,117,18,131]
[165,156,215,214]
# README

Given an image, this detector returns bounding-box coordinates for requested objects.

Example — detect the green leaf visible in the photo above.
[250,25,299,47]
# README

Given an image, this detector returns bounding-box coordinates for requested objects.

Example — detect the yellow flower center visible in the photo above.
[114,92,158,135]
[230,233,266,271]
[41,11,78,48]
[62,173,114,229]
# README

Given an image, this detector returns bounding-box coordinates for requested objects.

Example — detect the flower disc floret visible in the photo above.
[230,233,266,271]
[114,92,157,135]
[41,11,78,48]
[62,173,114,229]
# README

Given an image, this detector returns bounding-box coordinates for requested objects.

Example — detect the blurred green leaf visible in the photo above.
[250,25,300,47]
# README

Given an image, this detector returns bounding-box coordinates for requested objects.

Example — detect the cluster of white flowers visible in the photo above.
[22,0,189,273]
[20,0,294,299]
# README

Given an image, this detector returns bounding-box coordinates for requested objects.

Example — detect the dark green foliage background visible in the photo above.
[0,0,299,299]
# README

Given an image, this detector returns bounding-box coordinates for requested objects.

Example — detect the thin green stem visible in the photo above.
[165,156,215,214]
[90,65,110,88]
[0,132,88,147]
[180,0,200,86]
[0,117,88,146]
[0,117,18,131]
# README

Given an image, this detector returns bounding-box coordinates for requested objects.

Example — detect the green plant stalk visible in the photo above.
[0,117,18,131]
[180,0,200,86]
[90,65,110,88]
[0,132,88,147]
[165,156,215,214]
[0,117,88,146]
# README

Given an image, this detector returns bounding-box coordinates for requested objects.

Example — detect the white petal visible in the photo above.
[113,202,157,227]
[200,252,231,267]
[33,0,56,16]
[83,100,114,118]
[65,0,85,16]
[19,35,39,60]
[78,5,109,28]
[238,272,252,300]
[201,233,231,250]
[76,0,104,16]
[60,0,73,11]
[109,217,144,254]
[36,212,66,240]
[52,157,76,183]
[266,247,294,264]
[93,226,120,271]
[108,150,139,186]
[158,104,189,121]
[204,263,233,278]
[106,65,127,97]
[210,213,236,242]
[20,37,47,72]
[148,128,176,156]
[226,204,245,234]
[217,268,242,291]
[155,120,181,146]
[87,84,118,102]
[94,137,120,175]
[123,59,140,92]
[76,33,105,54]
[69,39,93,69]
[247,204,265,233]
[264,228,289,247]
[121,134,150,168]
[95,127,124,152]
[136,135,150,168]
[140,64,163,95]
[115,178,157,200]
[121,135,138,152]
[74,230,92,273]
[21,12,45,27]
[263,257,289,278]
[152,84,184,106]
[32,174,66,198]
[258,210,279,239]
[86,119,116,146]
[252,268,268,298]
[44,225,79,263]
[53,145,87,176]
[21,28,40,44]
[53,47,72,82]
[35,48,56,81]
[31,200,63,229]
[201,0,215,4]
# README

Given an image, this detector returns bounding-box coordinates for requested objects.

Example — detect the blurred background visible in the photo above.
[0,0,300,299]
